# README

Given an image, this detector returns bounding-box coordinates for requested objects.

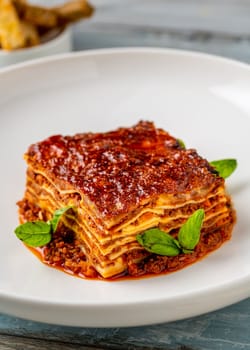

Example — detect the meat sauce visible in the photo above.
[27,216,234,281]
[18,121,236,280]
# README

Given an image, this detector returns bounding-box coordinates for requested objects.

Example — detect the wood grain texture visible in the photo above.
[85,0,250,35]
[72,0,250,63]
[0,334,103,350]
[0,299,249,350]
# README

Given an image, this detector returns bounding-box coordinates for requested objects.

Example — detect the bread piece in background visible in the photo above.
[20,20,40,47]
[0,0,25,50]
[0,0,94,51]
[54,0,94,25]
[13,0,94,29]
[13,0,58,28]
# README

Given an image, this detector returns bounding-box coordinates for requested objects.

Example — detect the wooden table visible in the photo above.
[1,299,250,349]
[1,1,249,349]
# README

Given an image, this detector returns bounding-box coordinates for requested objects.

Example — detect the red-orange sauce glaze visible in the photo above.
[19,198,235,281]
[27,223,234,281]
[26,121,222,220]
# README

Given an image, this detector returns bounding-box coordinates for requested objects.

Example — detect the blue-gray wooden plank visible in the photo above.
[71,0,250,63]
[84,0,250,35]
[0,298,249,350]
[72,28,250,63]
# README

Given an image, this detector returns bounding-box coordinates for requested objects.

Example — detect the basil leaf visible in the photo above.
[148,243,180,256]
[137,228,176,246]
[51,206,73,232]
[178,209,205,250]
[210,159,237,179]
[136,228,181,256]
[177,139,186,149]
[182,248,194,254]
[136,234,145,247]
[14,221,52,247]
[14,206,74,247]
[174,239,181,249]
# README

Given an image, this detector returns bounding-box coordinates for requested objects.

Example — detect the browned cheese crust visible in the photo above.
[25,121,223,221]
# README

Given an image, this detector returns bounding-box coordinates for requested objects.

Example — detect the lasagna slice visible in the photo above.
[18,121,235,279]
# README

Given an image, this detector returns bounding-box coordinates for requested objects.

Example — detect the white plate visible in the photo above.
[0,48,249,327]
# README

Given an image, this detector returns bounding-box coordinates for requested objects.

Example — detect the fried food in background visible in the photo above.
[0,0,94,50]
[54,0,94,25]
[0,0,25,50]
[20,19,40,47]
[14,1,59,28]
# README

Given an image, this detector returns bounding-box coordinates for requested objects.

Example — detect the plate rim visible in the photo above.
[0,47,249,327]
[1,46,250,75]
[1,274,249,327]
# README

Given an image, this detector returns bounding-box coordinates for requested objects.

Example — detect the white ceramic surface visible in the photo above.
[0,28,71,68]
[0,48,249,327]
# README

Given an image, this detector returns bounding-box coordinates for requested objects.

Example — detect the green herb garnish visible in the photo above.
[14,206,73,247]
[176,138,237,179]
[210,159,237,179]
[178,209,204,250]
[51,206,73,232]
[136,209,205,256]
[177,139,186,149]
[137,228,181,256]
[15,221,52,247]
